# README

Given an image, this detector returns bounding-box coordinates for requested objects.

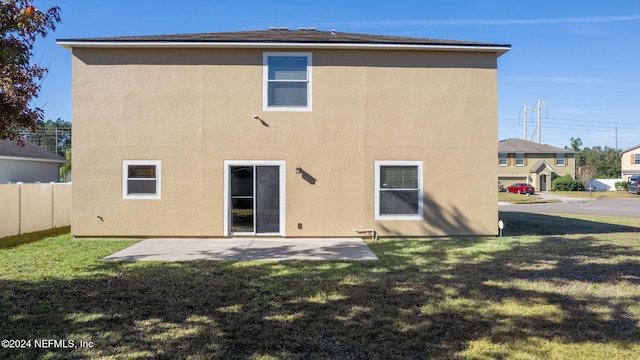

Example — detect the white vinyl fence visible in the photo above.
[0,183,71,238]
[585,179,624,191]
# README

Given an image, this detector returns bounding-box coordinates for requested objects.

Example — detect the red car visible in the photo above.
[506,183,535,194]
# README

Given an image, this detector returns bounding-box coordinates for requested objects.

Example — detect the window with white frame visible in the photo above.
[375,161,423,220]
[516,153,524,166]
[499,153,508,166]
[556,153,565,166]
[635,154,640,165]
[263,52,311,111]
[123,160,161,199]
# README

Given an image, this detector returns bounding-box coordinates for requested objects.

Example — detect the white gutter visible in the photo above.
[0,155,66,163]
[56,41,510,56]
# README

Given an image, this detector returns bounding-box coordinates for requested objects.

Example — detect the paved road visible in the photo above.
[499,194,640,217]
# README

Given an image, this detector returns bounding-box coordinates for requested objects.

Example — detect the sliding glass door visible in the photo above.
[226,162,285,235]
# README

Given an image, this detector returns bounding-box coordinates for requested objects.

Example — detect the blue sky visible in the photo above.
[30,0,640,150]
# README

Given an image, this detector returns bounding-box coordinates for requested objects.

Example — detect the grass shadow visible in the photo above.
[0,226,71,249]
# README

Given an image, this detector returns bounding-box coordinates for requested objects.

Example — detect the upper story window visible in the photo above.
[499,153,508,166]
[123,160,161,199]
[635,154,640,165]
[515,153,525,166]
[556,153,565,166]
[263,52,312,112]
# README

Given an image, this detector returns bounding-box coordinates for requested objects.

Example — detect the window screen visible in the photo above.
[379,166,420,216]
[265,53,310,109]
[499,153,508,166]
[123,161,160,199]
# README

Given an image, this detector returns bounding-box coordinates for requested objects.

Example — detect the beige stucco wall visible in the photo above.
[71,47,500,237]
[498,153,575,191]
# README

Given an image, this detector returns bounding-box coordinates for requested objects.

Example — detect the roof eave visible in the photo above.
[621,144,640,154]
[56,40,510,56]
[0,155,66,163]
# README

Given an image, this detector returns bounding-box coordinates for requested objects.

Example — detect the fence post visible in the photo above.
[17,182,23,235]
[50,182,55,229]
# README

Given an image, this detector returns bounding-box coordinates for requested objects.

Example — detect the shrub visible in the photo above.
[551,174,584,191]
[615,181,628,191]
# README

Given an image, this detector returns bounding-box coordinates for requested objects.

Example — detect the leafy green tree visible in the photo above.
[569,138,621,180]
[1,0,61,143]
[568,137,583,153]
[59,147,71,181]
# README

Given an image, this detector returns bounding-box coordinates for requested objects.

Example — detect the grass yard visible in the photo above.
[498,192,561,204]
[1,215,640,359]
[552,191,638,199]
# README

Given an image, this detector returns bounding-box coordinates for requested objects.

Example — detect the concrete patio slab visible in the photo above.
[102,237,378,261]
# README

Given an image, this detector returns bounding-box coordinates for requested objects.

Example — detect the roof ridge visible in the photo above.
[57,29,510,48]
[499,138,573,153]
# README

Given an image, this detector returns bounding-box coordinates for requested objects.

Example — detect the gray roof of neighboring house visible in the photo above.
[57,29,510,54]
[0,140,66,163]
[499,138,574,154]
[529,160,553,173]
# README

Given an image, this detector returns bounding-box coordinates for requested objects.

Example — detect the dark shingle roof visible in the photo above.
[58,29,510,49]
[499,138,573,154]
[0,140,66,162]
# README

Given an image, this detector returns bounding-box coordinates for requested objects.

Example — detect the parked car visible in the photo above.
[506,183,535,194]
[628,175,639,194]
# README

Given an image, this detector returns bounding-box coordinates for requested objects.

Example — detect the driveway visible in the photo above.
[103,237,378,262]
[500,193,640,217]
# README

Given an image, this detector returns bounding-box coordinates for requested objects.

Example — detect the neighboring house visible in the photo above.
[498,138,575,192]
[620,145,640,182]
[58,29,509,238]
[0,140,67,183]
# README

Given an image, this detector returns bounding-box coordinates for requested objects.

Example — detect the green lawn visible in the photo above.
[1,216,639,359]
[498,192,561,204]
[552,191,638,199]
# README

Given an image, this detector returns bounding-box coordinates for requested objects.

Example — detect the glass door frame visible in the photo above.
[223,160,286,236]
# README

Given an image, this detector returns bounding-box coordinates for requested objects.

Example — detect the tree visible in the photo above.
[581,146,621,179]
[1,1,61,143]
[568,137,583,153]
[569,137,621,182]
[578,164,597,186]
[21,117,71,156]
[59,147,70,181]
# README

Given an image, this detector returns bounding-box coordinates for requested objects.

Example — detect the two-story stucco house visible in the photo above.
[498,138,575,192]
[58,29,509,238]
[621,144,640,181]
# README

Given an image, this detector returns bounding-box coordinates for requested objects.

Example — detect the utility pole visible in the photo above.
[535,98,547,143]
[615,127,618,150]
[520,103,532,140]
